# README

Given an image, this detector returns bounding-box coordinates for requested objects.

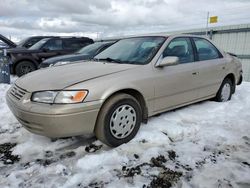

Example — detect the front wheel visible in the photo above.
[15,61,36,77]
[215,78,233,102]
[95,93,142,147]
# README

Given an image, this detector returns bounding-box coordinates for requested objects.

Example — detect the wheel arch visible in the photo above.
[13,59,37,74]
[224,73,236,93]
[98,88,148,124]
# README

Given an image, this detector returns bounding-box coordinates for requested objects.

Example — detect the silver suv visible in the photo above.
[6,34,243,147]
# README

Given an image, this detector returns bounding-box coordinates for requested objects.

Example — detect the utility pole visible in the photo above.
[206,11,209,37]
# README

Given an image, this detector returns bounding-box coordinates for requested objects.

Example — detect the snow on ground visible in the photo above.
[0,80,250,188]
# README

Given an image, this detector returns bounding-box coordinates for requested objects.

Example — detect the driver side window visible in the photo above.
[43,39,62,51]
[163,37,194,64]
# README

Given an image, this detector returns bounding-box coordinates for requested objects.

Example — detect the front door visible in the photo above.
[38,39,63,62]
[153,37,200,113]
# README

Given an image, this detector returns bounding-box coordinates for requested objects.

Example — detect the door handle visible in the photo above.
[192,72,199,75]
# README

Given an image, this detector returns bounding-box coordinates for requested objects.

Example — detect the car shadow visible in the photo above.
[56,134,97,151]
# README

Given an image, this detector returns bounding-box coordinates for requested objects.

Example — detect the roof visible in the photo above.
[98,33,208,41]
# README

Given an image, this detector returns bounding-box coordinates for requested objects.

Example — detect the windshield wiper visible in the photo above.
[93,57,124,64]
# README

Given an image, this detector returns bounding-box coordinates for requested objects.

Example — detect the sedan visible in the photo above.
[6,34,243,147]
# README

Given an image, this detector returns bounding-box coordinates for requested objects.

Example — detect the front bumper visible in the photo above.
[6,86,102,138]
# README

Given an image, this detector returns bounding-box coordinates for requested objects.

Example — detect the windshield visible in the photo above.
[77,41,114,56]
[29,38,50,50]
[94,37,165,65]
[17,38,28,46]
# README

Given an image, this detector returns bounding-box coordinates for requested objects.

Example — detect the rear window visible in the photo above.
[193,38,222,61]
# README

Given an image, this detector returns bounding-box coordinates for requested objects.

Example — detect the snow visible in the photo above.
[0,79,250,187]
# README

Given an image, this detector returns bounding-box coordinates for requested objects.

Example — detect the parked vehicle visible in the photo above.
[6,34,243,147]
[0,34,17,49]
[7,37,93,76]
[39,40,116,68]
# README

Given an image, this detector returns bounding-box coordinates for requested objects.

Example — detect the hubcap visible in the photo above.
[109,104,136,139]
[221,83,231,101]
[21,65,33,74]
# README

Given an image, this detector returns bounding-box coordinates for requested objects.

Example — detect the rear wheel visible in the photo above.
[15,61,36,77]
[215,78,233,102]
[95,93,142,147]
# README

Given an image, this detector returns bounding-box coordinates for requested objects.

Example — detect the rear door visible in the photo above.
[153,37,200,113]
[191,37,227,98]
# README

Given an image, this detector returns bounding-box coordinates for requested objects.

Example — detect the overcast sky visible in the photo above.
[1,0,250,41]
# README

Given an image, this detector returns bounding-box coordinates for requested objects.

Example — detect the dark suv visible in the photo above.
[8,37,93,76]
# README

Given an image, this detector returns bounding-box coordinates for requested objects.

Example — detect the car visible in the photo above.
[0,34,17,49]
[6,34,243,147]
[39,40,116,68]
[7,36,94,76]
[16,36,57,49]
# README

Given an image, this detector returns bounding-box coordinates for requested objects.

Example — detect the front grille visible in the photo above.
[10,85,27,100]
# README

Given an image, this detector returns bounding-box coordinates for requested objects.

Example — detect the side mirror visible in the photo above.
[157,56,179,67]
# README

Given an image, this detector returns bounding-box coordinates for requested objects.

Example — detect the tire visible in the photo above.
[215,78,233,102]
[15,61,36,77]
[95,93,142,147]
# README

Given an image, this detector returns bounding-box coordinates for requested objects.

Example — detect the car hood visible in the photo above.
[15,61,139,92]
[0,34,16,48]
[43,53,91,65]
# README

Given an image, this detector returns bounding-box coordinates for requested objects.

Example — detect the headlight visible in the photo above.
[31,90,88,104]
[54,90,88,103]
[31,91,57,103]
[54,61,70,66]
